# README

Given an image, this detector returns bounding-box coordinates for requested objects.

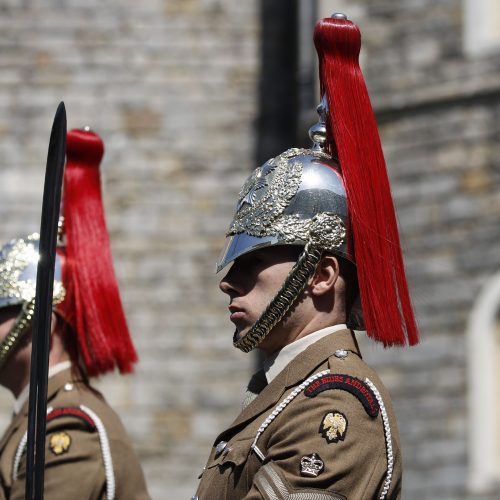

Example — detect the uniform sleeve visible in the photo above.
[110,437,151,500]
[9,417,106,500]
[243,386,393,500]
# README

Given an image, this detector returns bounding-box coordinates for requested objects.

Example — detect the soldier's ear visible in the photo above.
[310,255,340,296]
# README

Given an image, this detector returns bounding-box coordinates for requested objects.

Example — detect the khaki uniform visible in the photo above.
[195,330,401,499]
[0,368,150,500]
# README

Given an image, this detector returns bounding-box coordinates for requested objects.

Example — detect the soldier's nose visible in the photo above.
[219,277,236,295]
[219,270,245,296]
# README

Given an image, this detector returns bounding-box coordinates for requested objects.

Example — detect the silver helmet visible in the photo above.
[217,150,351,271]
[217,100,350,272]
[217,101,355,353]
[0,233,65,368]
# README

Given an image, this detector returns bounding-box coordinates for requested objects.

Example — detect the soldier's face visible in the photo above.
[219,246,300,353]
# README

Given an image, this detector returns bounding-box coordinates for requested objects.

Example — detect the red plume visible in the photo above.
[60,128,138,375]
[314,17,418,346]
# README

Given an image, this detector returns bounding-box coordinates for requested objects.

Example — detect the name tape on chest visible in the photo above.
[304,374,379,418]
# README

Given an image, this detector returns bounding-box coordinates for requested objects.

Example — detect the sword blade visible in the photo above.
[25,102,67,500]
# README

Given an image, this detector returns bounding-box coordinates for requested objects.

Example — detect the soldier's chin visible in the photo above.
[233,327,250,342]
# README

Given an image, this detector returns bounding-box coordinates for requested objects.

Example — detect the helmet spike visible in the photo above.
[308,96,329,151]
[314,17,418,346]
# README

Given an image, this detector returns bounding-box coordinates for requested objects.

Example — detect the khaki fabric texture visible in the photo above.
[0,368,150,500]
[195,330,402,500]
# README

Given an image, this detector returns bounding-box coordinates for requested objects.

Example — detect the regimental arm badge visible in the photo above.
[49,431,71,455]
[319,411,347,444]
[300,453,325,478]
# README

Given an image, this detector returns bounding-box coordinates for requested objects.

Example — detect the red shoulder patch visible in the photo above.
[47,407,97,431]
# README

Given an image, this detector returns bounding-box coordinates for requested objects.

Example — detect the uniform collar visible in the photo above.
[262,324,348,384]
[218,328,360,441]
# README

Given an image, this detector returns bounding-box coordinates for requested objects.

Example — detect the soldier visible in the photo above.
[0,129,150,499]
[194,14,419,500]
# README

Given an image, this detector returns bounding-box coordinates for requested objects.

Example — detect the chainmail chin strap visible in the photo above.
[0,299,35,370]
[233,243,323,353]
